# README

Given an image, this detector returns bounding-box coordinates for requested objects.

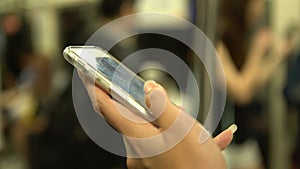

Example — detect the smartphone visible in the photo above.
[63,46,154,122]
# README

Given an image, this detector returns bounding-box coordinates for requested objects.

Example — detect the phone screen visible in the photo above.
[96,57,146,107]
[76,47,146,108]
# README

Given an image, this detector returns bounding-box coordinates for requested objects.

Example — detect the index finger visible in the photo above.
[78,71,159,138]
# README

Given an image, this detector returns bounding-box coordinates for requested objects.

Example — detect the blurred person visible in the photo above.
[216,0,292,169]
[0,54,51,169]
[0,12,33,89]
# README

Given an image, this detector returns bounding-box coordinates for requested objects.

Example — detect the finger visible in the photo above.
[213,124,237,151]
[77,70,102,114]
[144,81,181,130]
[79,72,158,137]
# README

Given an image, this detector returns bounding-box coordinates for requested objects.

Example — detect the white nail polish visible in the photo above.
[228,124,238,134]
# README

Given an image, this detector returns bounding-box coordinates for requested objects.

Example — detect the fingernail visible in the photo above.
[228,124,238,134]
[144,80,157,94]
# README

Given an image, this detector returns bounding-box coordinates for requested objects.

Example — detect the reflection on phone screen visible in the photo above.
[96,57,146,107]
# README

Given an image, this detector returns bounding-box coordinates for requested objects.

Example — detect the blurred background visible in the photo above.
[0,0,299,169]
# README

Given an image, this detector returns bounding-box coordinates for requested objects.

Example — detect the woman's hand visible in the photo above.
[80,73,235,169]
[251,28,272,58]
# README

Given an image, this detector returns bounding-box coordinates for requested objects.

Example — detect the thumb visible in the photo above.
[144,81,180,130]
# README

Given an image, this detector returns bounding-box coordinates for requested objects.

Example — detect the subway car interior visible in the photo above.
[0,0,300,169]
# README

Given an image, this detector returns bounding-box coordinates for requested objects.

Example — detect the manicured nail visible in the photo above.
[228,124,238,134]
[144,80,157,94]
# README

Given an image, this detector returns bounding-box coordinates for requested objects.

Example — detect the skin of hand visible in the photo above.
[251,28,272,57]
[79,73,234,169]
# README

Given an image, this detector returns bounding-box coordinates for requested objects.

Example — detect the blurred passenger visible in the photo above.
[0,13,33,89]
[1,55,51,169]
[216,0,292,169]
